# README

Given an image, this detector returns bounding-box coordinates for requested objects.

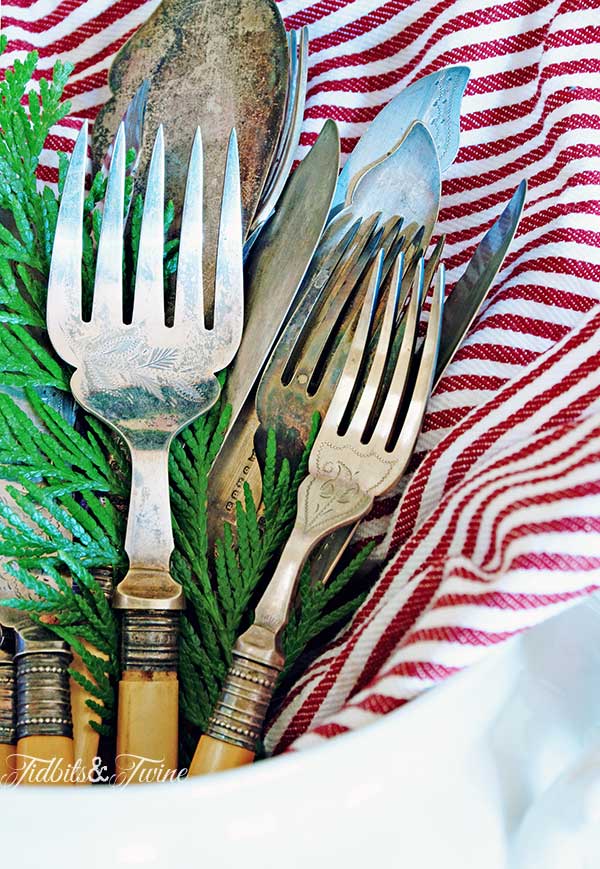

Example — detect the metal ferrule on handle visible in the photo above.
[205,649,281,752]
[0,651,16,747]
[14,642,73,739]
[194,526,309,768]
[121,609,180,672]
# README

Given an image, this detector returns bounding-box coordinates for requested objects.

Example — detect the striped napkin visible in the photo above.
[3,0,600,756]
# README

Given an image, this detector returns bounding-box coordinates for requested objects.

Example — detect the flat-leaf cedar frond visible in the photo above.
[0,323,69,390]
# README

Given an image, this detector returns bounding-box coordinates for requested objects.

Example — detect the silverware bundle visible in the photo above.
[0,0,527,784]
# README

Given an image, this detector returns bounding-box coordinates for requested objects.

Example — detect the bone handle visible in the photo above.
[0,743,15,782]
[188,650,280,777]
[15,736,74,786]
[188,734,254,776]
[116,671,179,784]
[114,609,180,783]
[13,644,74,785]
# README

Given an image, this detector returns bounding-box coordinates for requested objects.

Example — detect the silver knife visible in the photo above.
[435,179,527,379]
[310,179,527,585]
[207,120,340,547]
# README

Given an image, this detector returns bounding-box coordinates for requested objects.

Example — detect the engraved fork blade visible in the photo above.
[47,119,243,779]
[189,250,443,774]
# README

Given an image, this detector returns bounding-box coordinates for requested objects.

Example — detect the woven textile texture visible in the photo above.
[2,0,600,754]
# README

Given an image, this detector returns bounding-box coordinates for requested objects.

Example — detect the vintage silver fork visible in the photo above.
[188,249,444,776]
[47,120,243,779]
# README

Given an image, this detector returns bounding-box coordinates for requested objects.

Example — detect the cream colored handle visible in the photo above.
[188,650,280,777]
[115,672,179,784]
[70,641,108,784]
[188,735,254,776]
[14,735,75,786]
[0,743,16,784]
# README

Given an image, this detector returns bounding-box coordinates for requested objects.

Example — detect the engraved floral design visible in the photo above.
[298,440,398,536]
[63,318,224,445]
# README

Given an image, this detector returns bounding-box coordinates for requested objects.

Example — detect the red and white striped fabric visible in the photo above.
[3,0,600,753]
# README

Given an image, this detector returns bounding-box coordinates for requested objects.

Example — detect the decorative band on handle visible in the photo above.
[15,649,73,739]
[121,610,180,672]
[90,567,114,601]
[205,651,281,752]
[0,657,16,745]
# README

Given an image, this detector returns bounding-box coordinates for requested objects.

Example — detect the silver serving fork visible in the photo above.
[188,250,444,775]
[47,120,243,780]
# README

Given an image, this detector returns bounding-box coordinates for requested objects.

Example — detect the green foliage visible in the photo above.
[281,544,375,677]
[176,414,320,750]
[0,44,73,388]
[3,561,120,736]
[0,48,371,758]
[0,44,125,733]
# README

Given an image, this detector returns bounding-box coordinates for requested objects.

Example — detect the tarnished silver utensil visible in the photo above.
[436,179,527,375]
[331,65,469,214]
[92,0,288,312]
[0,626,15,782]
[0,571,74,785]
[208,121,442,545]
[253,215,416,477]
[314,122,441,304]
[47,121,244,782]
[189,252,444,775]
[332,121,441,250]
[206,120,340,548]
[308,179,528,586]
[250,27,309,238]
[250,121,442,488]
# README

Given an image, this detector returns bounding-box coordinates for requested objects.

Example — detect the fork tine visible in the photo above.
[278,216,364,383]
[91,123,126,325]
[174,126,204,326]
[300,215,399,391]
[132,125,165,325]
[347,253,403,438]
[213,129,243,364]
[388,265,444,461]
[321,250,384,433]
[311,216,404,399]
[282,213,381,384]
[371,256,424,449]
[365,234,443,424]
[47,121,88,366]
[421,236,445,307]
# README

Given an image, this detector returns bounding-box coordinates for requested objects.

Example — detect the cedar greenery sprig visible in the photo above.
[0,45,372,755]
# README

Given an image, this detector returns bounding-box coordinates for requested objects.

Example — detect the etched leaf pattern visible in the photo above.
[64,320,222,425]
[298,441,397,536]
